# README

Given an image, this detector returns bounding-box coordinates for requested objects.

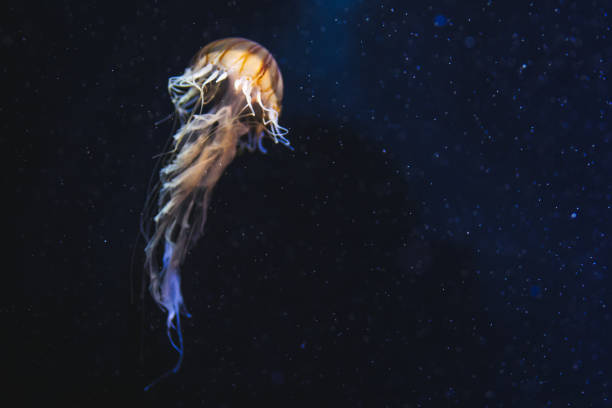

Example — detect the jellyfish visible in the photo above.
[142,37,290,388]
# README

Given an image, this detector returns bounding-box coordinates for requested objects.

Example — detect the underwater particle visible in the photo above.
[142,37,291,389]
[433,14,448,27]
[464,36,475,48]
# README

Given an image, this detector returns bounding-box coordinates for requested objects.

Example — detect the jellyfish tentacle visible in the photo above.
[254,89,291,147]
[169,64,231,120]
[257,134,268,154]
[216,71,228,83]
[148,106,241,314]
[192,63,213,79]
[233,77,242,90]
[143,289,185,392]
[237,77,256,116]
[160,240,183,328]
[203,70,220,86]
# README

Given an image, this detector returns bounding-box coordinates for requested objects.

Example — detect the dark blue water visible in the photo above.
[13,0,611,406]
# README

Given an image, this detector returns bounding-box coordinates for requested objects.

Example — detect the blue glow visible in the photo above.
[144,309,185,392]
[145,240,191,391]
[258,135,268,154]
[162,240,173,270]
[434,15,448,27]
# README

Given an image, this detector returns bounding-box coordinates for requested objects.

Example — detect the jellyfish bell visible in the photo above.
[168,37,290,150]
[142,38,290,389]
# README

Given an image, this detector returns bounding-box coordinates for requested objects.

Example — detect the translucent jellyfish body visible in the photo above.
[142,38,290,389]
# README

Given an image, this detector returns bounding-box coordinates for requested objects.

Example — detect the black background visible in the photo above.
[11,0,612,406]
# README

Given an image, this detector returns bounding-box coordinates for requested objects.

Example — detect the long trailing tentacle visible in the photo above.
[144,103,244,389]
[145,107,241,313]
[143,241,188,392]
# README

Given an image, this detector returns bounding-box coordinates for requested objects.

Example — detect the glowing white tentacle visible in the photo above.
[255,89,290,146]
[239,78,255,116]
[192,63,213,80]
[203,70,219,86]
[234,78,243,90]
[216,71,228,83]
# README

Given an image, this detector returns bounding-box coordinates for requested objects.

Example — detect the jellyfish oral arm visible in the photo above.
[160,241,185,328]
[143,239,191,392]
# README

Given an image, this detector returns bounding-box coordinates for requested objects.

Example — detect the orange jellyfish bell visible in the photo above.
[142,38,290,389]
[168,37,289,149]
